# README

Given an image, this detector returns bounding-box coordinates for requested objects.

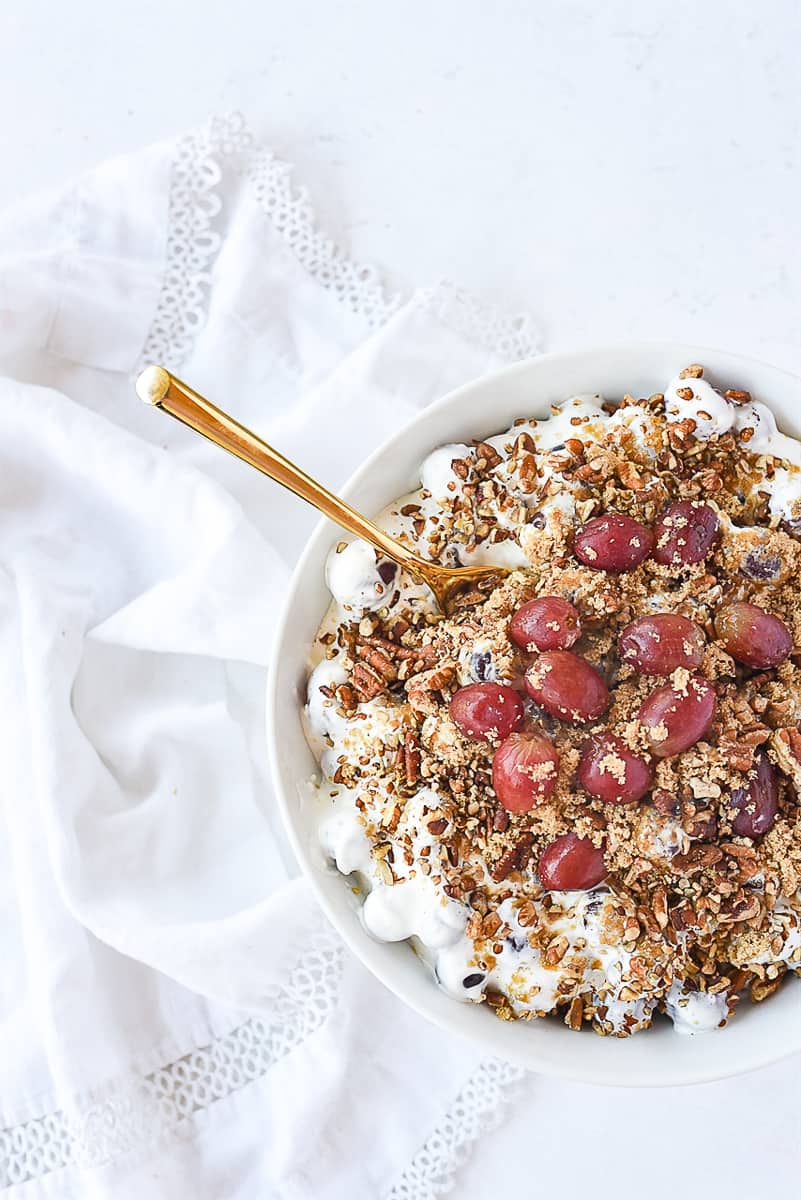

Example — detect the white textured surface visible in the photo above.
[2,0,800,1194]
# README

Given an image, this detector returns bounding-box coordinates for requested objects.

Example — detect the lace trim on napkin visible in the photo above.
[244,147,402,329]
[136,115,251,371]
[416,283,541,362]
[0,931,344,1188]
[137,113,539,371]
[385,1058,527,1200]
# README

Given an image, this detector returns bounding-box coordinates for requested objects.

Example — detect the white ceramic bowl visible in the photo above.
[267,343,801,1086]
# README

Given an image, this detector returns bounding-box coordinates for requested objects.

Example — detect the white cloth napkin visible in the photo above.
[0,114,539,1198]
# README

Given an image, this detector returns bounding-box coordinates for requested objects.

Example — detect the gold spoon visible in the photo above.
[135,365,508,613]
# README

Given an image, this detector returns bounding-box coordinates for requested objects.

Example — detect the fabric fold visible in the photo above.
[0,116,539,1198]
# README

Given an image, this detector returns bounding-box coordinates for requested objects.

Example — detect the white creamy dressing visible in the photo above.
[306,372,801,1035]
[419,443,473,500]
[663,373,801,524]
[320,784,470,948]
[665,979,729,1034]
[434,890,659,1033]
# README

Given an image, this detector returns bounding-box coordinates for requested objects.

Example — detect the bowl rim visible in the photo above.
[266,340,801,1086]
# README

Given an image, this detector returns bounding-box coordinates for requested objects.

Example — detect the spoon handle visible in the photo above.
[136,365,420,569]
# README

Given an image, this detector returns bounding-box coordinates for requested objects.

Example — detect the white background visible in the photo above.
[2,1,800,1196]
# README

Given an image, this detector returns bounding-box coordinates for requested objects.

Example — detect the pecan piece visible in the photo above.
[406,664,456,715]
[517,453,539,493]
[543,935,569,967]
[482,911,503,939]
[514,431,536,454]
[718,727,770,774]
[516,899,538,928]
[475,441,502,469]
[717,893,762,925]
[671,845,723,875]
[351,661,388,701]
[355,641,397,681]
[490,832,534,883]
[335,683,358,712]
[652,886,669,930]
[565,996,584,1030]
[403,731,420,788]
[617,460,646,491]
[750,974,784,1003]
[771,726,801,790]
[360,634,418,661]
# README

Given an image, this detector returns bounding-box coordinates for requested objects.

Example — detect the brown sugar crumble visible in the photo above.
[307,367,801,1037]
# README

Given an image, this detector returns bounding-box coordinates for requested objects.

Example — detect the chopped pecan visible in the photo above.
[695,468,723,492]
[668,417,697,447]
[685,813,719,842]
[565,996,584,1030]
[717,893,762,925]
[517,453,539,493]
[516,899,538,928]
[514,431,536,455]
[724,388,752,405]
[360,634,418,661]
[335,683,358,712]
[652,789,681,818]
[403,732,420,787]
[670,904,696,932]
[355,641,397,681]
[491,832,534,883]
[672,844,724,875]
[543,935,569,966]
[351,661,388,701]
[617,460,646,491]
[482,911,503,939]
[446,586,490,612]
[652,886,669,930]
[771,726,801,789]
[406,664,456,714]
[475,441,503,469]
[750,974,784,1003]
[465,911,484,939]
[718,726,770,773]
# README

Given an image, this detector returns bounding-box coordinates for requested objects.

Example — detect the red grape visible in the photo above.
[573,513,654,573]
[449,683,524,743]
[729,753,779,839]
[524,651,610,723]
[618,613,706,675]
[653,500,720,567]
[577,732,654,804]
[509,596,581,653]
[638,674,717,757]
[538,833,607,891]
[492,732,560,813]
[715,601,793,670]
